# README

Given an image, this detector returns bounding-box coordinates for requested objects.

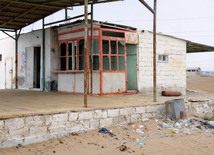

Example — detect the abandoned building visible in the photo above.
[2,0,214,150]
[0,20,214,95]
[1,20,214,95]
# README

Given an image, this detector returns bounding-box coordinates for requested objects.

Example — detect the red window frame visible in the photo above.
[101,35,126,72]
[57,37,100,72]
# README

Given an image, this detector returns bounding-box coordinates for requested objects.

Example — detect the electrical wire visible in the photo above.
[166,29,214,34]
[108,16,214,22]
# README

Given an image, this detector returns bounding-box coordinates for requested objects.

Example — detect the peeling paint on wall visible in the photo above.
[20,52,25,73]
[125,32,138,44]
[18,51,25,88]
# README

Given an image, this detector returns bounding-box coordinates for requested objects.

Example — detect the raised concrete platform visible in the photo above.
[0,90,167,119]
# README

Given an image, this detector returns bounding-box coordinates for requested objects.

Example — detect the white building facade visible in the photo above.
[0,21,187,95]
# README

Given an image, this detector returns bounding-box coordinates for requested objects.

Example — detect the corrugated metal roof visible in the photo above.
[0,0,121,30]
[145,31,214,53]
[53,19,137,31]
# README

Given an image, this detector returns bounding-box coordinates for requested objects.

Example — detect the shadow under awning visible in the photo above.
[187,41,214,53]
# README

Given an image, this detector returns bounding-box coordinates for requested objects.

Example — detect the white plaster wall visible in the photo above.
[58,72,100,94]
[58,22,100,41]
[102,72,126,93]
[58,74,75,92]
[50,29,58,82]
[89,72,100,94]
[57,22,100,34]
[137,30,186,95]
[18,28,53,90]
[58,30,99,41]
[58,73,84,93]
[0,37,15,89]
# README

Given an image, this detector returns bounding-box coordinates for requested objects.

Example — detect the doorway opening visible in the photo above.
[33,47,41,88]
[126,44,137,91]
[5,57,13,89]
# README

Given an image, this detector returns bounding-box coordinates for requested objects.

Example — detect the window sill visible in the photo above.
[53,71,84,74]
[53,70,100,74]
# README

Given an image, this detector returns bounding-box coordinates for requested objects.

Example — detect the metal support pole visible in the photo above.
[65,8,68,19]
[84,0,89,108]
[2,31,15,40]
[139,0,157,102]
[90,4,94,96]
[42,18,45,91]
[153,0,157,102]
[15,30,18,89]
[139,0,155,14]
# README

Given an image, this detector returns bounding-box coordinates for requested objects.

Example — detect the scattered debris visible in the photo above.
[203,129,211,133]
[137,142,146,145]
[16,144,22,149]
[70,133,79,136]
[118,145,128,151]
[59,139,64,144]
[88,142,100,146]
[99,127,115,137]
[99,128,110,134]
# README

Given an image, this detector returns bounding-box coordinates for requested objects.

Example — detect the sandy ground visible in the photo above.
[186,76,214,100]
[187,76,214,93]
[0,118,214,155]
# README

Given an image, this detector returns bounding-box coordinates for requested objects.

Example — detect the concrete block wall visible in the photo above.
[137,30,186,95]
[1,100,213,149]
[185,99,214,116]
[0,104,165,149]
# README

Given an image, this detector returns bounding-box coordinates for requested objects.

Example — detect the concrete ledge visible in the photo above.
[0,99,213,148]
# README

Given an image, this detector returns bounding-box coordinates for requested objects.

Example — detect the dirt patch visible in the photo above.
[187,76,214,93]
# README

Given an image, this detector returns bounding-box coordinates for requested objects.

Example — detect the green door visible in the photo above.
[126,44,137,90]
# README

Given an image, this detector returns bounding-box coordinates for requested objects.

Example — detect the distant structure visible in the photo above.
[186,67,201,77]
[201,71,214,77]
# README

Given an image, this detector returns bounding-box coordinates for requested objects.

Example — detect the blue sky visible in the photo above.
[1,0,214,71]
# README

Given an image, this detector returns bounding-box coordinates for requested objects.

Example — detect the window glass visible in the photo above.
[68,57,72,70]
[79,56,84,70]
[118,41,124,54]
[111,40,117,54]
[103,56,110,70]
[102,31,124,38]
[111,56,117,70]
[90,39,99,54]
[93,56,99,70]
[158,55,168,63]
[102,40,109,54]
[89,56,99,70]
[60,57,66,71]
[119,56,125,71]
[68,42,72,56]
[60,43,66,56]
[79,40,84,55]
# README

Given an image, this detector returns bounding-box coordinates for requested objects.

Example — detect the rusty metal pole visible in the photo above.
[15,30,18,89]
[42,18,45,91]
[138,0,157,101]
[90,4,94,96]
[153,0,157,102]
[84,0,89,108]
